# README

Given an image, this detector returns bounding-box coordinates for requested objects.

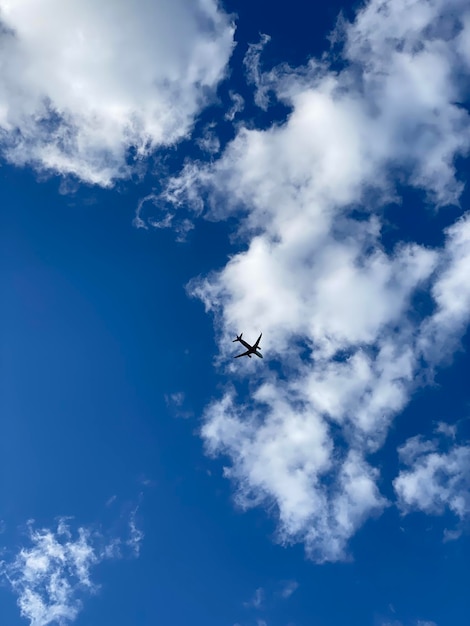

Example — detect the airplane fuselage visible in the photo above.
[238,338,254,350]
[233,333,263,358]
[239,339,263,358]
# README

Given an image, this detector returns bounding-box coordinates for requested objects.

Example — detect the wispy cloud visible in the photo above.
[105,495,117,508]
[2,520,103,626]
[244,587,264,609]
[164,0,470,562]
[1,515,143,626]
[165,391,186,408]
[394,434,470,521]
[435,422,457,440]
[197,123,221,155]
[380,618,437,626]
[127,508,144,558]
[225,91,245,121]
[279,580,299,599]
[134,194,195,242]
[243,33,273,110]
[164,391,194,419]
[0,0,234,186]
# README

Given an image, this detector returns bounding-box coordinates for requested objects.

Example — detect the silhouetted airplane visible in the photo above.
[233,332,263,359]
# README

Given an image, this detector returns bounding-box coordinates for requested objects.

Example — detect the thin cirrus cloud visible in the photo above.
[279,580,299,599]
[243,586,264,609]
[0,0,235,186]
[163,0,470,561]
[1,516,143,626]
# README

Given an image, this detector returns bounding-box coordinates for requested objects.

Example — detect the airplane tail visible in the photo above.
[233,333,243,342]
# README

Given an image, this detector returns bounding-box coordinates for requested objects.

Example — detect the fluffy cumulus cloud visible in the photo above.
[394,434,470,520]
[1,517,143,626]
[418,215,470,362]
[0,0,234,185]
[165,0,470,561]
[203,389,387,562]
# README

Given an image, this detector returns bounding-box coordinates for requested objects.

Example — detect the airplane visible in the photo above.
[233,332,263,359]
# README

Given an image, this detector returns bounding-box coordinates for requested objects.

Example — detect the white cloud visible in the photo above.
[127,508,144,557]
[203,390,387,562]
[0,0,234,185]
[243,587,264,609]
[164,0,470,562]
[105,495,117,508]
[164,391,194,419]
[394,435,470,519]
[443,528,462,542]
[381,618,437,626]
[279,580,298,599]
[2,521,101,626]
[418,215,470,363]
[435,422,457,440]
[225,90,245,121]
[243,33,272,110]
[165,391,186,407]
[133,193,195,241]
[1,516,143,626]
[197,122,221,155]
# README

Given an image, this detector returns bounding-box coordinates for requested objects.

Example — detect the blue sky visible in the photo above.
[0,1,469,625]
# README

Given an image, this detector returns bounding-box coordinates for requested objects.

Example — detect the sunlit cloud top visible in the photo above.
[0,0,234,185]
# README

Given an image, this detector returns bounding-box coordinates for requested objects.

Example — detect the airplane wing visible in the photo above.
[234,350,250,358]
[253,333,262,350]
